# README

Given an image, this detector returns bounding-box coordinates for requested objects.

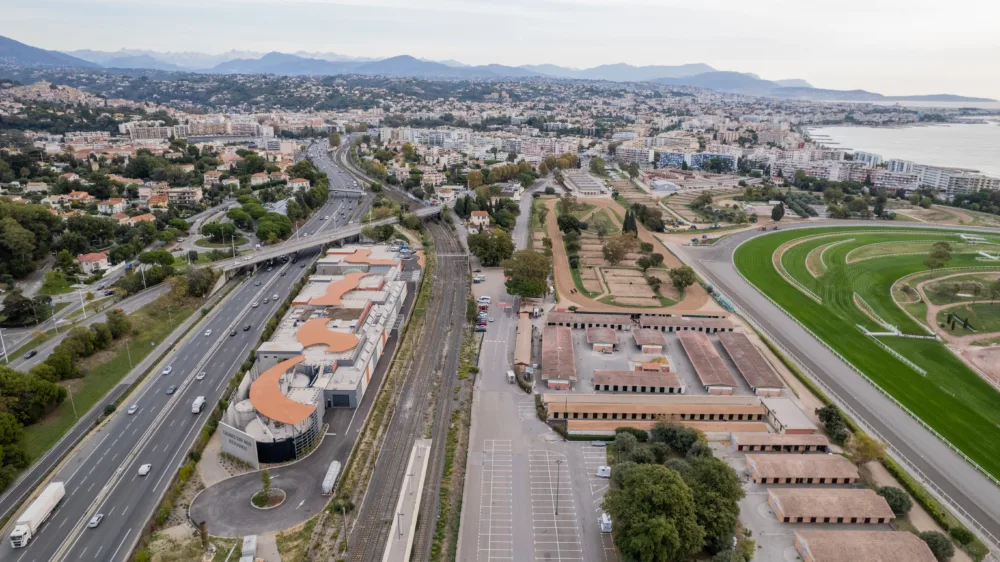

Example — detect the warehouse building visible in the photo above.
[794,530,936,562]
[586,327,619,353]
[746,454,860,485]
[541,325,576,389]
[632,328,667,353]
[730,432,830,453]
[718,332,785,396]
[593,370,685,394]
[677,331,738,394]
[543,394,767,435]
[547,312,631,330]
[639,316,733,333]
[768,488,895,525]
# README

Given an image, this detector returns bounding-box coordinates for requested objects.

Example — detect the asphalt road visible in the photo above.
[0,141,372,562]
[674,221,1000,548]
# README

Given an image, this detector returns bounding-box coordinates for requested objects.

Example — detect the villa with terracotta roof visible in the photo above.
[288,178,311,189]
[221,244,408,463]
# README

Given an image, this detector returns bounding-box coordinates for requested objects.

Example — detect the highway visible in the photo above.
[674,222,1000,550]
[0,140,369,562]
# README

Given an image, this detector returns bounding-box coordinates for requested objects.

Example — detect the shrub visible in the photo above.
[630,447,656,464]
[876,486,912,515]
[613,432,638,456]
[949,526,974,546]
[615,426,649,442]
[920,531,955,561]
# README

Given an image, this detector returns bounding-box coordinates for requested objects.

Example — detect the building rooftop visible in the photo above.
[718,332,785,390]
[632,328,668,347]
[593,370,682,389]
[77,252,107,262]
[761,397,818,432]
[586,327,619,345]
[248,356,316,426]
[676,331,738,388]
[541,325,576,381]
[514,312,532,366]
[746,454,859,480]
[769,488,894,521]
[640,316,732,330]
[548,311,631,326]
[794,530,936,562]
[729,432,830,447]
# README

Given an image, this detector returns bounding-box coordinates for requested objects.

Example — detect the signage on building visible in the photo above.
[219,422,260,469]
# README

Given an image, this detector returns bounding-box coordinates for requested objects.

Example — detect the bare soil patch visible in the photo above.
[607,282,655,298]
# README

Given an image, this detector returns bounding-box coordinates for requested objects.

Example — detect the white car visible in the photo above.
[138,464,152,476]
[162,366,173,376]
[204,329,212,337]
[196,371,206,381]
[127,404,138,415]
[272,294,279,300]
[88,514,104,528]
[252,302,259,308]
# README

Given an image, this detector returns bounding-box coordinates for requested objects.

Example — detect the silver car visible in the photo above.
[88,514,104,528]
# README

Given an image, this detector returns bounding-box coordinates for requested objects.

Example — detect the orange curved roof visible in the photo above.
[344,248,398,266]
[249,356,316,426]
[296,318,360,352]
[310,271,367,306]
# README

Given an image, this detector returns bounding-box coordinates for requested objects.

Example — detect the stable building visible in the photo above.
[586,327,619,353]
[677,331,738,395]
[730,432,830,453]
[761,397,818,434]
[718,332,785,396]
[547,312,631,330]
[593,370,685,394]
[794,530,936,562]
[541,325,576,390]
[746,454,860,485]
[768,488,895,525]
[639,316,733,333]
[632,328,667,354]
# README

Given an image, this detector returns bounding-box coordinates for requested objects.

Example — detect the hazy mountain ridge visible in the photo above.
[0,35,97,68]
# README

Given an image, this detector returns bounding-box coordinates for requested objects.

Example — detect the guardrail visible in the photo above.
[723,232,1000,555]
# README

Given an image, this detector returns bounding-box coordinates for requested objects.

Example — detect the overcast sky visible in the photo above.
[5,0,999,99]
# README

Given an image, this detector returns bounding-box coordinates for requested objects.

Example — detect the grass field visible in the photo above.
[937,303,1000,336]
[736,227,1000,479]
[195,235,248,248]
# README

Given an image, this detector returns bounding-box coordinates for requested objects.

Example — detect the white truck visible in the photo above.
[10,481,66,548]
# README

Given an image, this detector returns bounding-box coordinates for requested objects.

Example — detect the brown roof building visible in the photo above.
[544,394,765,427]
[547,312,631,330]
[676,332,738,394]
[593,370,684,395]
[746,454,860,485]
[730,432,830,453]
[541,325,576,386]
[769,488,895,525]
[632,328,667,353]
[794,530,937,562]
[718,332,785,396]
[586,327,619,352]
[514,312,532,371]
[639,316,733,333]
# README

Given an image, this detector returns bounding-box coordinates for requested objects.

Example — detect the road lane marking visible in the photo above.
[109,528,132,561]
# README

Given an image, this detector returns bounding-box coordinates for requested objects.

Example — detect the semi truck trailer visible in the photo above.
[9,481,66,548]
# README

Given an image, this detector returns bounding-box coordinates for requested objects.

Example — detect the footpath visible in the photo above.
[0,277,242,525]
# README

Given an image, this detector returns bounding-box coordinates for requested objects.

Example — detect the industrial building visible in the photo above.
[794,530,936,562]
[593,370,685,394]
[730,432,830,453]
[746,454,860,485]
[768,489,894,525]
[547,312,631,330]
[220,245,407,464]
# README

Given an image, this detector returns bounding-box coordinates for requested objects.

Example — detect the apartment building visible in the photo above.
[657,151,687,169]
[616,146,653,165]
[119,121,173,140]
[166,187,203,205]
[886,159,914,173]
[912,164,1000,196]
[852,151,883,166]
[689,152,737,172]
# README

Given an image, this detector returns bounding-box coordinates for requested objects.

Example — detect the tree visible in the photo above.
[602,234,638,266]
[589,157,606,175]
[636,256,653,272]
[614,432,638,456]
[876,486,912,515]
[924,241,952,271]
[771,202,785,221]
[668,266,697,291]
[329,132,341,147]
[919,531,954,562]
[711,550,744,562]
[602,464,704,562]
[949,527,975,547]
[679,456,744,553]
[138,250,176,268]
[502,250,549,298]
[467,229,515,267]
[848,432,885,465]
[557,214,584,234]
[467,170,484,189]
[54,249,82,276]
[261,469,271,494]
[106,308,132,339]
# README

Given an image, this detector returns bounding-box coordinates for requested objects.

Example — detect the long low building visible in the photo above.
[547,311,631,330]
[543,393,765,424]
[794,530,937,562]
[677,331,739,394]
[632,328,667,353]
[593,370,685,394]
[514,312,532,372]
[730,432,830,453]
[639,316,733,333]
[541,325,576,389]
[768,488,895,525]
[565,419,769,435]
[717,331,785,396]
[746,454,860,485]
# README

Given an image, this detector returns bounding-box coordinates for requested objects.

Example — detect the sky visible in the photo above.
[5,0,1000,99]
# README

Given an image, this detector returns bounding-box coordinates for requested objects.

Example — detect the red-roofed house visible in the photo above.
[98,198,126,215]
[203,170,222,186]
[148,195,168,208]
[250,173,269,186]
[77,252,109,274]
[68,191,91,202]
[288,178,310,189]
[60,172,80,182]
[125,213,156,226]
[269,171,289,183]
[470,210,490,227]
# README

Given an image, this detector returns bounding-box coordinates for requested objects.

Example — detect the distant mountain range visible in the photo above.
[1,35,994,103]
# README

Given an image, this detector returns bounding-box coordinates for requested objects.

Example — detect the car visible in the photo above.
[488,316,495,322]
[474,268,482,272]
[196,371,206,380]
[266,266,273,272]
[166,385,177,395]
[23,350,38,360]
[590,440,608,447]
[204,329,212,337]
[320,216,326,220]
[263,298,269,304]
[244,324,252,331]
[255,281,262,286]
[272,294,279,300]
[300,263,306,268]
[162,366,173,376]
[88,514,104,528]
[252,302,259,308]
[127,404,138,415]
[104,290,115,296]
[280,271,286,276]
[138,464,152,476]
[230,329,237,337]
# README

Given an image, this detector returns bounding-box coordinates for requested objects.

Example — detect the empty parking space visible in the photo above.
[478,439,513,561]
[530,449,582,561]
[581,445,610,496]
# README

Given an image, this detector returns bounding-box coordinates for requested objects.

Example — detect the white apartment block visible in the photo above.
[616,146,653,165]
[853,151,883,167]
[911,164,1000,196]
[886,159,914,173]
[119,121,172,140]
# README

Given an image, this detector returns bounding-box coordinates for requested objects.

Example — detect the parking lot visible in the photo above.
[530,449,583,561]
[577,444,619,562]
[477,439,513,561]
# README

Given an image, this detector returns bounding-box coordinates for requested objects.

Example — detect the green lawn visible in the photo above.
[38,276,75,296]
[736,226,1000,479]
[937,303,1000,336]
[19,294,202,459]
[195,235,248,248]
[585,209,621,237]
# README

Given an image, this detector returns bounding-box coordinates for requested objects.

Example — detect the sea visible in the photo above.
[807,123,1000,177]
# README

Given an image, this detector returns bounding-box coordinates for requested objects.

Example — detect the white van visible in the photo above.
[477,296,491,304]
[506,370,516,384]
[596,466,611,478]
[191,396,206,414]
[599,513,612,533]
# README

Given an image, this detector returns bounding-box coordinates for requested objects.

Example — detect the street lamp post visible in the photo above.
[555,458,563,515]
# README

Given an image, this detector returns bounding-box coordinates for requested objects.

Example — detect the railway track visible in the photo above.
[347,218,468,562]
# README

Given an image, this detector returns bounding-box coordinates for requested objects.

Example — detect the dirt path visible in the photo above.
[913,272,1000,346]
[544,198,717,314]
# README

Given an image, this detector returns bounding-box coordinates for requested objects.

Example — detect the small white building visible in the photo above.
[77,252,109,274]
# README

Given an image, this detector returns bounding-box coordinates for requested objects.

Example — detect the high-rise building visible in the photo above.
[853,151,883,167]
[886,159,914,173]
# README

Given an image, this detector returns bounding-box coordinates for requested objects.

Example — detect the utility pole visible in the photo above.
[139,265,147,291]
[125,338,133,369]
[78,289,88,320]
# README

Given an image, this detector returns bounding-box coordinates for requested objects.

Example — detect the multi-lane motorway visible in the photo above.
[0,141,367,562]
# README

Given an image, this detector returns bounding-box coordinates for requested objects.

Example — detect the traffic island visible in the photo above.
[251,488,286,510]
